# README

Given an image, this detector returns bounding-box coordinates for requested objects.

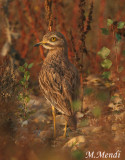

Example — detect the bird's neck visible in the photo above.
[45,47,68,60]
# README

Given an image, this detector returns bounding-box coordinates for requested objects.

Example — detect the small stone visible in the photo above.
[63,135,85,149]
[108,102,115,109]
[113,96,122,104]
[114,111,125,120]
[32,114,48,123]
[112,124,118,131]
[21,120,28,127]
[39,130,53,140]
[92,126,102,133]
[76,112,84,119]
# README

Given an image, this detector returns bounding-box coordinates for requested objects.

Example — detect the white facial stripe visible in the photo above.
[50,35,59,39]
[42,44,53,49]
[48,41,59,45]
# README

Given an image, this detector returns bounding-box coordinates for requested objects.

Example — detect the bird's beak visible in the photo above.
[34,41,46,47]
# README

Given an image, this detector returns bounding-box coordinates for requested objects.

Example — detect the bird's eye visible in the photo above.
[51,37,57,42]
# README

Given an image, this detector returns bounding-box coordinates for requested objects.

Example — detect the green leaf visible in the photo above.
[20,79,25,85]
[19,66,25,72]
[122,50,125,56]
[97,47,110,59]
[107,19,113,26]
[84,87,93,96]
[101,59,112,69]
[71,150,84,160]
[27,75,30,81]
[18,94,23,100]
[115,33,122,41]
[102,71,111,79]
[117,21,125,29]
[101,28,109,35]
[23,76,27,81]
[25,96,30,103]
[24,71,30,80]
[24,84,28,89]
[28,63,34,69]
[92,107,101,118]
[24,63,28,68]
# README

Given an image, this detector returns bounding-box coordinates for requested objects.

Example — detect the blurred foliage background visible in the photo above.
[1,0,125,93]
[0,0,124,73]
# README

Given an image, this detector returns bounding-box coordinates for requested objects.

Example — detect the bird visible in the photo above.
[34,31,80,137]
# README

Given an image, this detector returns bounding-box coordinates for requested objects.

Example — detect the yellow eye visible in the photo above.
[51,37,57,42]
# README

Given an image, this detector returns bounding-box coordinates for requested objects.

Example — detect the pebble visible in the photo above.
[63,135,85,149]
[21,120,28,127]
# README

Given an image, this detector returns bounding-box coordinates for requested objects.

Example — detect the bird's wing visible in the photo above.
[51,67,79,115]
[52,70,73,116]
[62,68,80,110]
[40,67,74,116]
[39,64,80,116]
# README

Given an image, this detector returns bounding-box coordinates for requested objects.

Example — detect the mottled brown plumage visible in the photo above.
[35,32,80,130]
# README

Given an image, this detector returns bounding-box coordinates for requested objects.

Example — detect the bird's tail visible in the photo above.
[64,113,77,130]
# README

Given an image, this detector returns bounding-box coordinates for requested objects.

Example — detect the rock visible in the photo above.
[63,135,85,149]
[108,102,124,111]
[28,96,45,108]
[114,111,125,121]
[108,102,115,110]
[113,94,122,104]
[112,123,125,131]
[92,126,102,133]
[76,112,84,119]
[28,95,50,113]
[38,129,54,142]
[109,93,124,111]
[32,114,48,123]
[112,124,117,131]
[21,120,28,127]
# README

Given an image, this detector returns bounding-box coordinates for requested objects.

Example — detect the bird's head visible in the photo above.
[34,32,67,50]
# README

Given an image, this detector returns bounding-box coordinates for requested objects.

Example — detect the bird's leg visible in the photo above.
[63,121,67,138]
[52,106,56,137]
